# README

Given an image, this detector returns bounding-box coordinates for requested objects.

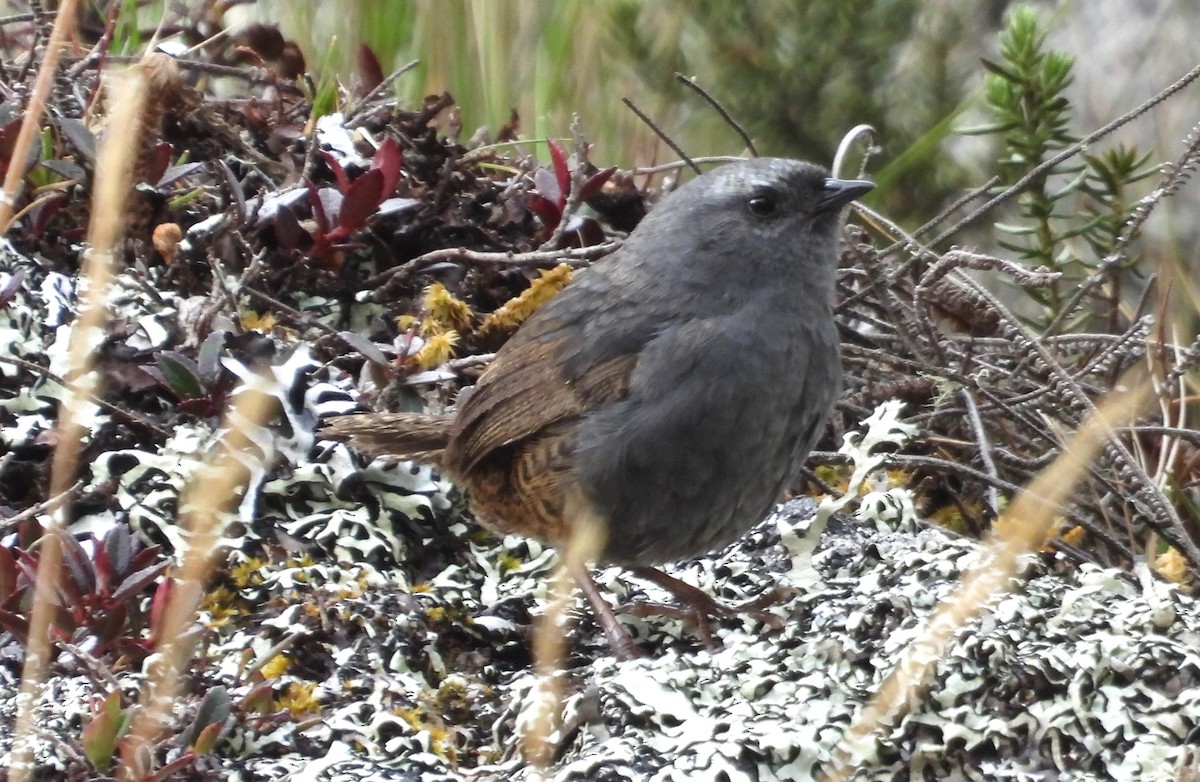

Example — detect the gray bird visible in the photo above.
[325,158,873,657]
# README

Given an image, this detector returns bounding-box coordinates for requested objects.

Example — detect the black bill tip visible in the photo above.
[817,177,875,213]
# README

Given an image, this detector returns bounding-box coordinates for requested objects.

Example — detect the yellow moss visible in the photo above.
[201,585,237,610]
[240,310,277,333]
[260,654,290,679]
[396,706,423,729]
[275,682,320,716]
[1155,546,1189,584]
[229,557,267,588]
[810,464,847,492]
[855,472,885,497]
[394,706,458,763]
[199,586,240,628]
[928,505,971,535]
[992,513,1023,542]
[436,677,469,706]
[497,554,523,574]
[337,584,364,600]
[479,263,573,333]
[414,330,459,368]
[423,282,473,332]
[1058,524,1086,547]
[201,607,238,629]
[395,314,419,332]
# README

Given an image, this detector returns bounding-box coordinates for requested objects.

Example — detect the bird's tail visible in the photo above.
[321,412,453,466]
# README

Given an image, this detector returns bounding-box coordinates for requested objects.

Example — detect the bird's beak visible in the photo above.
[817,177,875,213]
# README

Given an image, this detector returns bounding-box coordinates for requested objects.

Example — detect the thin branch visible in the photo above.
[365,241,619,287]
[346,58,420,125]
[630,156,746,175]
[960,389,999,516]
[621,97,699,176]
[673,72,758,156]
[0,355,171,438]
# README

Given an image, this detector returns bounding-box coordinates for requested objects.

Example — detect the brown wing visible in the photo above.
[441,268,649,546]
[445,329,636,475]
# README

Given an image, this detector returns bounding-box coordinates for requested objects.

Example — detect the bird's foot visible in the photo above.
[622,566,795,649]
[571,562,646,661]
[567,565,794,659]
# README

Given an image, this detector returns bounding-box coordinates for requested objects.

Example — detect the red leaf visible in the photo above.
[126,544,164,574]
[148,750,199,781]
[59,533,96,600]
[148,577,172,642]
[148,142,172,185]
[0,268,24,310]
[320,150,351,194]
[191,722,223,755]
[30,193,66,235]
[0,117,24,173]
[93,602,129,648]
[271,203,307,250]
[110,560,170,603]
[0,608,29,641]
[92,535,112,594]
[0,545,17,602]
[579,166,617,200]
[306,181,329,234]
[370,136,402,199]
[14,551,40,594]
[81,692,122,772]
[356,44,384,95]
[317,187,344,228]
[104,525,133,579]
[528,194,562,234]
[338,167,384,234]
[240,681,275,713]
[547,138,570,208]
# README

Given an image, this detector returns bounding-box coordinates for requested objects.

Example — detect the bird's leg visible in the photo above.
[624,566,794,646]
[569,561,645,660]
[559,490,645,660]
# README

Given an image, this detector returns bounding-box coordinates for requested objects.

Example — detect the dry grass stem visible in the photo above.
[819,373,1151,782]
[117,384,277,776]
[521,500,606,767]
[0,0,79,234]
[7,66,148,782]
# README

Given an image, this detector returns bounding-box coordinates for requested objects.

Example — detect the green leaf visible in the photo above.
[994,222,1037,236]
[980,58,1022,83]
[81,693,124,772]
[155,351,205,399]
[181,686,232,749]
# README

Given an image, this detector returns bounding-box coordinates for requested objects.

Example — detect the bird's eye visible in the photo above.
[746,189,780,217]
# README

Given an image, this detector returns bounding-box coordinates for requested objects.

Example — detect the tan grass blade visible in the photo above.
[820,371,1151,782]
[519,496,606,766]
[0,0,79,234]
[7,65,148,782]
[116,385,276,776]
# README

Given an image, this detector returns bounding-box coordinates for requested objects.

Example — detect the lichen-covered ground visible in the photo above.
[4,241,1199,779]
[2,21,1199,781]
